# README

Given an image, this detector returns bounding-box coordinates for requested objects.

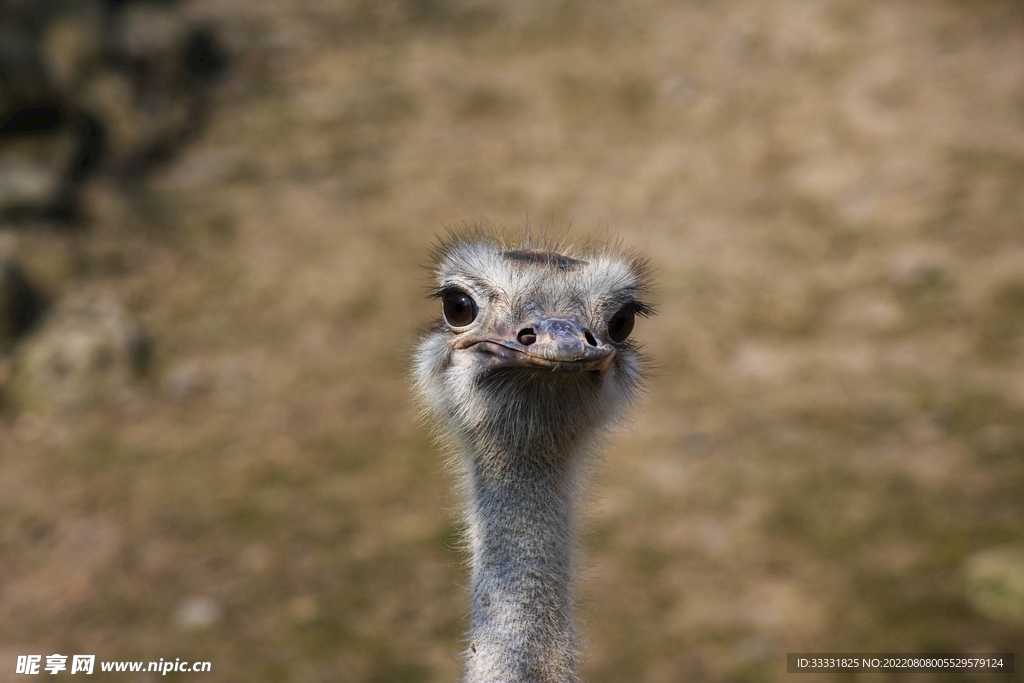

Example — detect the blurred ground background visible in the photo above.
[1,0,1024,681]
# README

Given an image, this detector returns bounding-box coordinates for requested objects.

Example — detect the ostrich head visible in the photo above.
[413,230,653,683]
[414,232,653,466]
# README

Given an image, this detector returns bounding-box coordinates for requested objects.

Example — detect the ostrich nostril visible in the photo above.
[518,328,537,345]
[584,330,597,347]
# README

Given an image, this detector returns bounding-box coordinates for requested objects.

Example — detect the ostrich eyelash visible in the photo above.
[629,300,655,317]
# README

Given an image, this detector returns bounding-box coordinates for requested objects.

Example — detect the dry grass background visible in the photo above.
[2,0,1024,681]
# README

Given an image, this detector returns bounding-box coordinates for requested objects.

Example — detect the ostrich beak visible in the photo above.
[454,318,616,373]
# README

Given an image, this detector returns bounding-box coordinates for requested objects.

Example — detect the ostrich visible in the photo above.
[413,230,653,683]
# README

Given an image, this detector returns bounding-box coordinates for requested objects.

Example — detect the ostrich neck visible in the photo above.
[461,434,583,683]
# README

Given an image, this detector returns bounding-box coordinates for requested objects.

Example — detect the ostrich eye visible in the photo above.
[607,305,635,343]
[442,289,478,327]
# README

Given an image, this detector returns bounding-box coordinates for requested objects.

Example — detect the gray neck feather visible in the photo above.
[461,435,582,683]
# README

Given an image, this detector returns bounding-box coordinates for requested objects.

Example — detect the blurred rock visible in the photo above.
[965,546,1024,624]
[0,131,77,218]
[0,156,62,211]
[115,2,190,62]
[81,73,146,162]
[9,292,151,412]
[0,0,228,222]
[0,22,52,106]
[0,257,47,350]
[174,596,221,631]
[40,4,105,92]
